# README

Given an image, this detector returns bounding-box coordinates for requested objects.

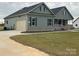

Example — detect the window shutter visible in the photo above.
[36,18,37,26]
[29,17,31,26]
[47,19,49,26]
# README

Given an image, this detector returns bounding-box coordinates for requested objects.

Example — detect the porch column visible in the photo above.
[53,19,54,26]
[61,19,63,26]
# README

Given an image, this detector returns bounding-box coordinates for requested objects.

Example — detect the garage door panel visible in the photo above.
[16,19,26,31]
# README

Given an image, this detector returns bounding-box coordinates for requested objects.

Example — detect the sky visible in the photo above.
[0,2,79,23]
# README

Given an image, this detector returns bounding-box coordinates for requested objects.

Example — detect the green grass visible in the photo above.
[10,32,79,56]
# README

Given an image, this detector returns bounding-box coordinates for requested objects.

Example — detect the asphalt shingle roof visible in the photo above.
[13,3,40,15]
[4,3,40,19]
[51,6,65,14]
[51,6,74,19]
[4,3,73,19]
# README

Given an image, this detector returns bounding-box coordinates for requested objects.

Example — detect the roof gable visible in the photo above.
[28,3,55,15]
[63,7,74,20]
[51,6,74,20]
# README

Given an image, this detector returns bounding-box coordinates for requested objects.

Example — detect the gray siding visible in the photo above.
[31,4,52,14]
[54,8,73,20]
[26,4,56,31]
[4,15,28,31]
[26,15,68,31]
[27,15,54,31]
[4,17,17,29]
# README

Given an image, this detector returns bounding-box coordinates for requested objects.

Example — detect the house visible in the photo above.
[73,17,79,28]
[4,2,74,32]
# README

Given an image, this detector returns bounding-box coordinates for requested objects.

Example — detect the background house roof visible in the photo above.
[73,17,79,23]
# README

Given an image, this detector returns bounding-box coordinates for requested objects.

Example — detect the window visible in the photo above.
[58,20,62,25]
[32,19,36,25]
[75,24,78,27]
[63,20,67,25]
[29,17,37,26]
[54,19,58,24]
[54,19,67,25]
[47,19,53,26]
[6,21,8,24]
[54,19,63,25]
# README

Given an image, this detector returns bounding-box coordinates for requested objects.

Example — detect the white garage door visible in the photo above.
[16,19,26,31]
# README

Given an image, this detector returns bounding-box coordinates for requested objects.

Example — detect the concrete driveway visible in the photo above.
[0,30,48,56]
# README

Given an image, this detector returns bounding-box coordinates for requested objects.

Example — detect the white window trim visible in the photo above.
[47,19,53,26]
[30,17,37,26]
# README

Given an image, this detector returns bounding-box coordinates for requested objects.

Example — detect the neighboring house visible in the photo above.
[4,2,74,32]
[73,17,79,28]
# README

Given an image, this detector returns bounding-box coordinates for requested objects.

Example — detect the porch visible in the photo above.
[53,19,68,30]
[54,19,68,26]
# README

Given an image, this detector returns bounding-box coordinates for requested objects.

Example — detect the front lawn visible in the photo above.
[10,32,79,56]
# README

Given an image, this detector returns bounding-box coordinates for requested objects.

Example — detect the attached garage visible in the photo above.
[16,18,26,31]
[4,15,27,31]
